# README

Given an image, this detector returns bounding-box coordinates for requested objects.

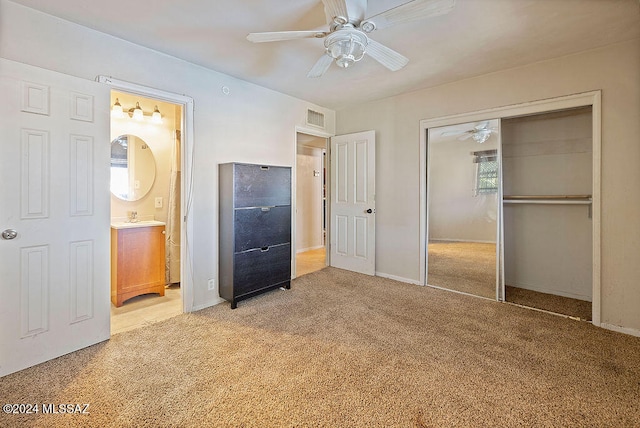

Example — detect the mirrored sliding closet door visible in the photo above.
[426,119,501,299]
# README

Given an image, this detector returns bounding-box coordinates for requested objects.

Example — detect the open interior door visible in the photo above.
[330,131,376,275]
[0,59,110,376]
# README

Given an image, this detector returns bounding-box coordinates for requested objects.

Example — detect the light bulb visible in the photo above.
[132,102,143,121]
[151,105,162,124]
[111,98,124,118]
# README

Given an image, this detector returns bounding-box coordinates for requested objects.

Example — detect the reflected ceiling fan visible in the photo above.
[440,121,497,144]
[246,0,456,78]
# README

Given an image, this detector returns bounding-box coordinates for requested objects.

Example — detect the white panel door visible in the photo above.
[330,131,375,275]
[0,59,111,377]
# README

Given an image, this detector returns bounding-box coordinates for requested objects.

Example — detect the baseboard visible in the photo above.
[375,271,422,286]
[600,323,640,338]
[429,238,496,244]
[190,297,225,312]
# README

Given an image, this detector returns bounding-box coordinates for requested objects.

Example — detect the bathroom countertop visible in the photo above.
[111,220,166,229]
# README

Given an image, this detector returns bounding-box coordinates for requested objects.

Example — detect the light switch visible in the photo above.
[155,197,163,208]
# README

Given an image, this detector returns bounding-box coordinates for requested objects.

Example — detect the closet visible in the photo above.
[425,103,596,321]
[501,107,593,319]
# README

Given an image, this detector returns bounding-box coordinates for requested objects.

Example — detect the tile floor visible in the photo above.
[110,284,182,335]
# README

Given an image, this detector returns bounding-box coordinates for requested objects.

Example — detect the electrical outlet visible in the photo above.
[155,197,163,208]
[207,278,216,290]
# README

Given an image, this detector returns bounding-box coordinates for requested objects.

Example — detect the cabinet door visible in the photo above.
[234,243,291,295]
[233,164,291,208]
[234,206,291,252]
[117,226,165,292]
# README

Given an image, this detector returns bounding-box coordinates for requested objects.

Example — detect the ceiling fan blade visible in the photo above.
[247,31,327,43]
[440,130,465,137]
[307,54,334,78]
[363,0,455,31]
[322,0,349,23]
[458,133,473,141]
[366,39,409,71]
[474,120,490,130]
[345,0,368,22]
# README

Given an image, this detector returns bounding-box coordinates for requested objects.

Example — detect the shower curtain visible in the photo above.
[165,130,181,284]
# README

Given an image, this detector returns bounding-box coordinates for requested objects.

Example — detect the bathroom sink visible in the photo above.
[110,220,166,229]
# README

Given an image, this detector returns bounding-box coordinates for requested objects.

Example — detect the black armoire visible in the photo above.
[219,163,291,309]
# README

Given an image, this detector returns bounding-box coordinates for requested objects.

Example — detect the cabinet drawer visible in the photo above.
[234,243,291,296]
[234,164,291,208]
[234,206,291,252]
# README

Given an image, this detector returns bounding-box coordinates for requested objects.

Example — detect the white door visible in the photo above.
[330,131,376,275]
[0,59,111,377]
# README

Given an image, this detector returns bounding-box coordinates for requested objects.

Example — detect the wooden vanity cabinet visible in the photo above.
[111,225,166,307]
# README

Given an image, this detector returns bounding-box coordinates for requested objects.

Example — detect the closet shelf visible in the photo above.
[503,195,592,205]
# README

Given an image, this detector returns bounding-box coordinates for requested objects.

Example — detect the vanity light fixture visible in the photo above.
[151,105,162,124]
[111,98,125,118]
[131,102,144,121]
[112,99,163,124]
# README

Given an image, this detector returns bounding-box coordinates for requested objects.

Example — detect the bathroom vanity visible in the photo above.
[111,221,166,307]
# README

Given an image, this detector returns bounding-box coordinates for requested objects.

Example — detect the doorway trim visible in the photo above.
[97,76,195,313]
[419,90,602,325]
[292,126,334,278]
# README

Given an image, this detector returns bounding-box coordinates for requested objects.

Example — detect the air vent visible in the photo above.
[306,109,325,129]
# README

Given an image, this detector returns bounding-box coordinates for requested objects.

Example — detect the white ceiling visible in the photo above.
[10,0,640,110]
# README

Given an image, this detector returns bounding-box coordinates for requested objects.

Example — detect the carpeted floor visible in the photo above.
[428,241,592,319]
[1,267,639,427]
[428,241,497,299]
[506,286,592,321]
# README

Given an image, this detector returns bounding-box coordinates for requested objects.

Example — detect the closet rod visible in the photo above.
[503,195,591,200]
[503,195,592,206]
[502,199,591,205]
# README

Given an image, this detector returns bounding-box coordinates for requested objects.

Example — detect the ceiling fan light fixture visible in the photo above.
[472,129,491,144]
[325,29,368,69]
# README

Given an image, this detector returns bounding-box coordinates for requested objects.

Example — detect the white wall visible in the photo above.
[296,146,324,252]
[428,129,498,243]
[0,0,335,310]
[336,38,640,332]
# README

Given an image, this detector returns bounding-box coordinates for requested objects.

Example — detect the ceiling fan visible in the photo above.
[440,121,497,144]
[246,0,456,78]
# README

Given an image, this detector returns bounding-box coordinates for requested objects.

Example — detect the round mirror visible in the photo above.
[110,134,156,201]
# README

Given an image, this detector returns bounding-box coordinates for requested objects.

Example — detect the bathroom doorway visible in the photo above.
[295,132,328,276]
[109,90,184,334]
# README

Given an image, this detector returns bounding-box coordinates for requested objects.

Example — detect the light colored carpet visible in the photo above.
[429,241,592,319]
[428,241,497,299]
[1,267,639,427]
[506,285,592,321]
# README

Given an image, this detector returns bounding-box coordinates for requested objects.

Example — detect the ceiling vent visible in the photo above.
[306,109,325,129]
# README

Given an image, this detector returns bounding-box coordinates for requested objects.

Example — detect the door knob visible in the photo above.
[1,229,18,240]
[366,209,373,214]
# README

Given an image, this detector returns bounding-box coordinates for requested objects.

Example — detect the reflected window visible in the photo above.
[473,149,498,195]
